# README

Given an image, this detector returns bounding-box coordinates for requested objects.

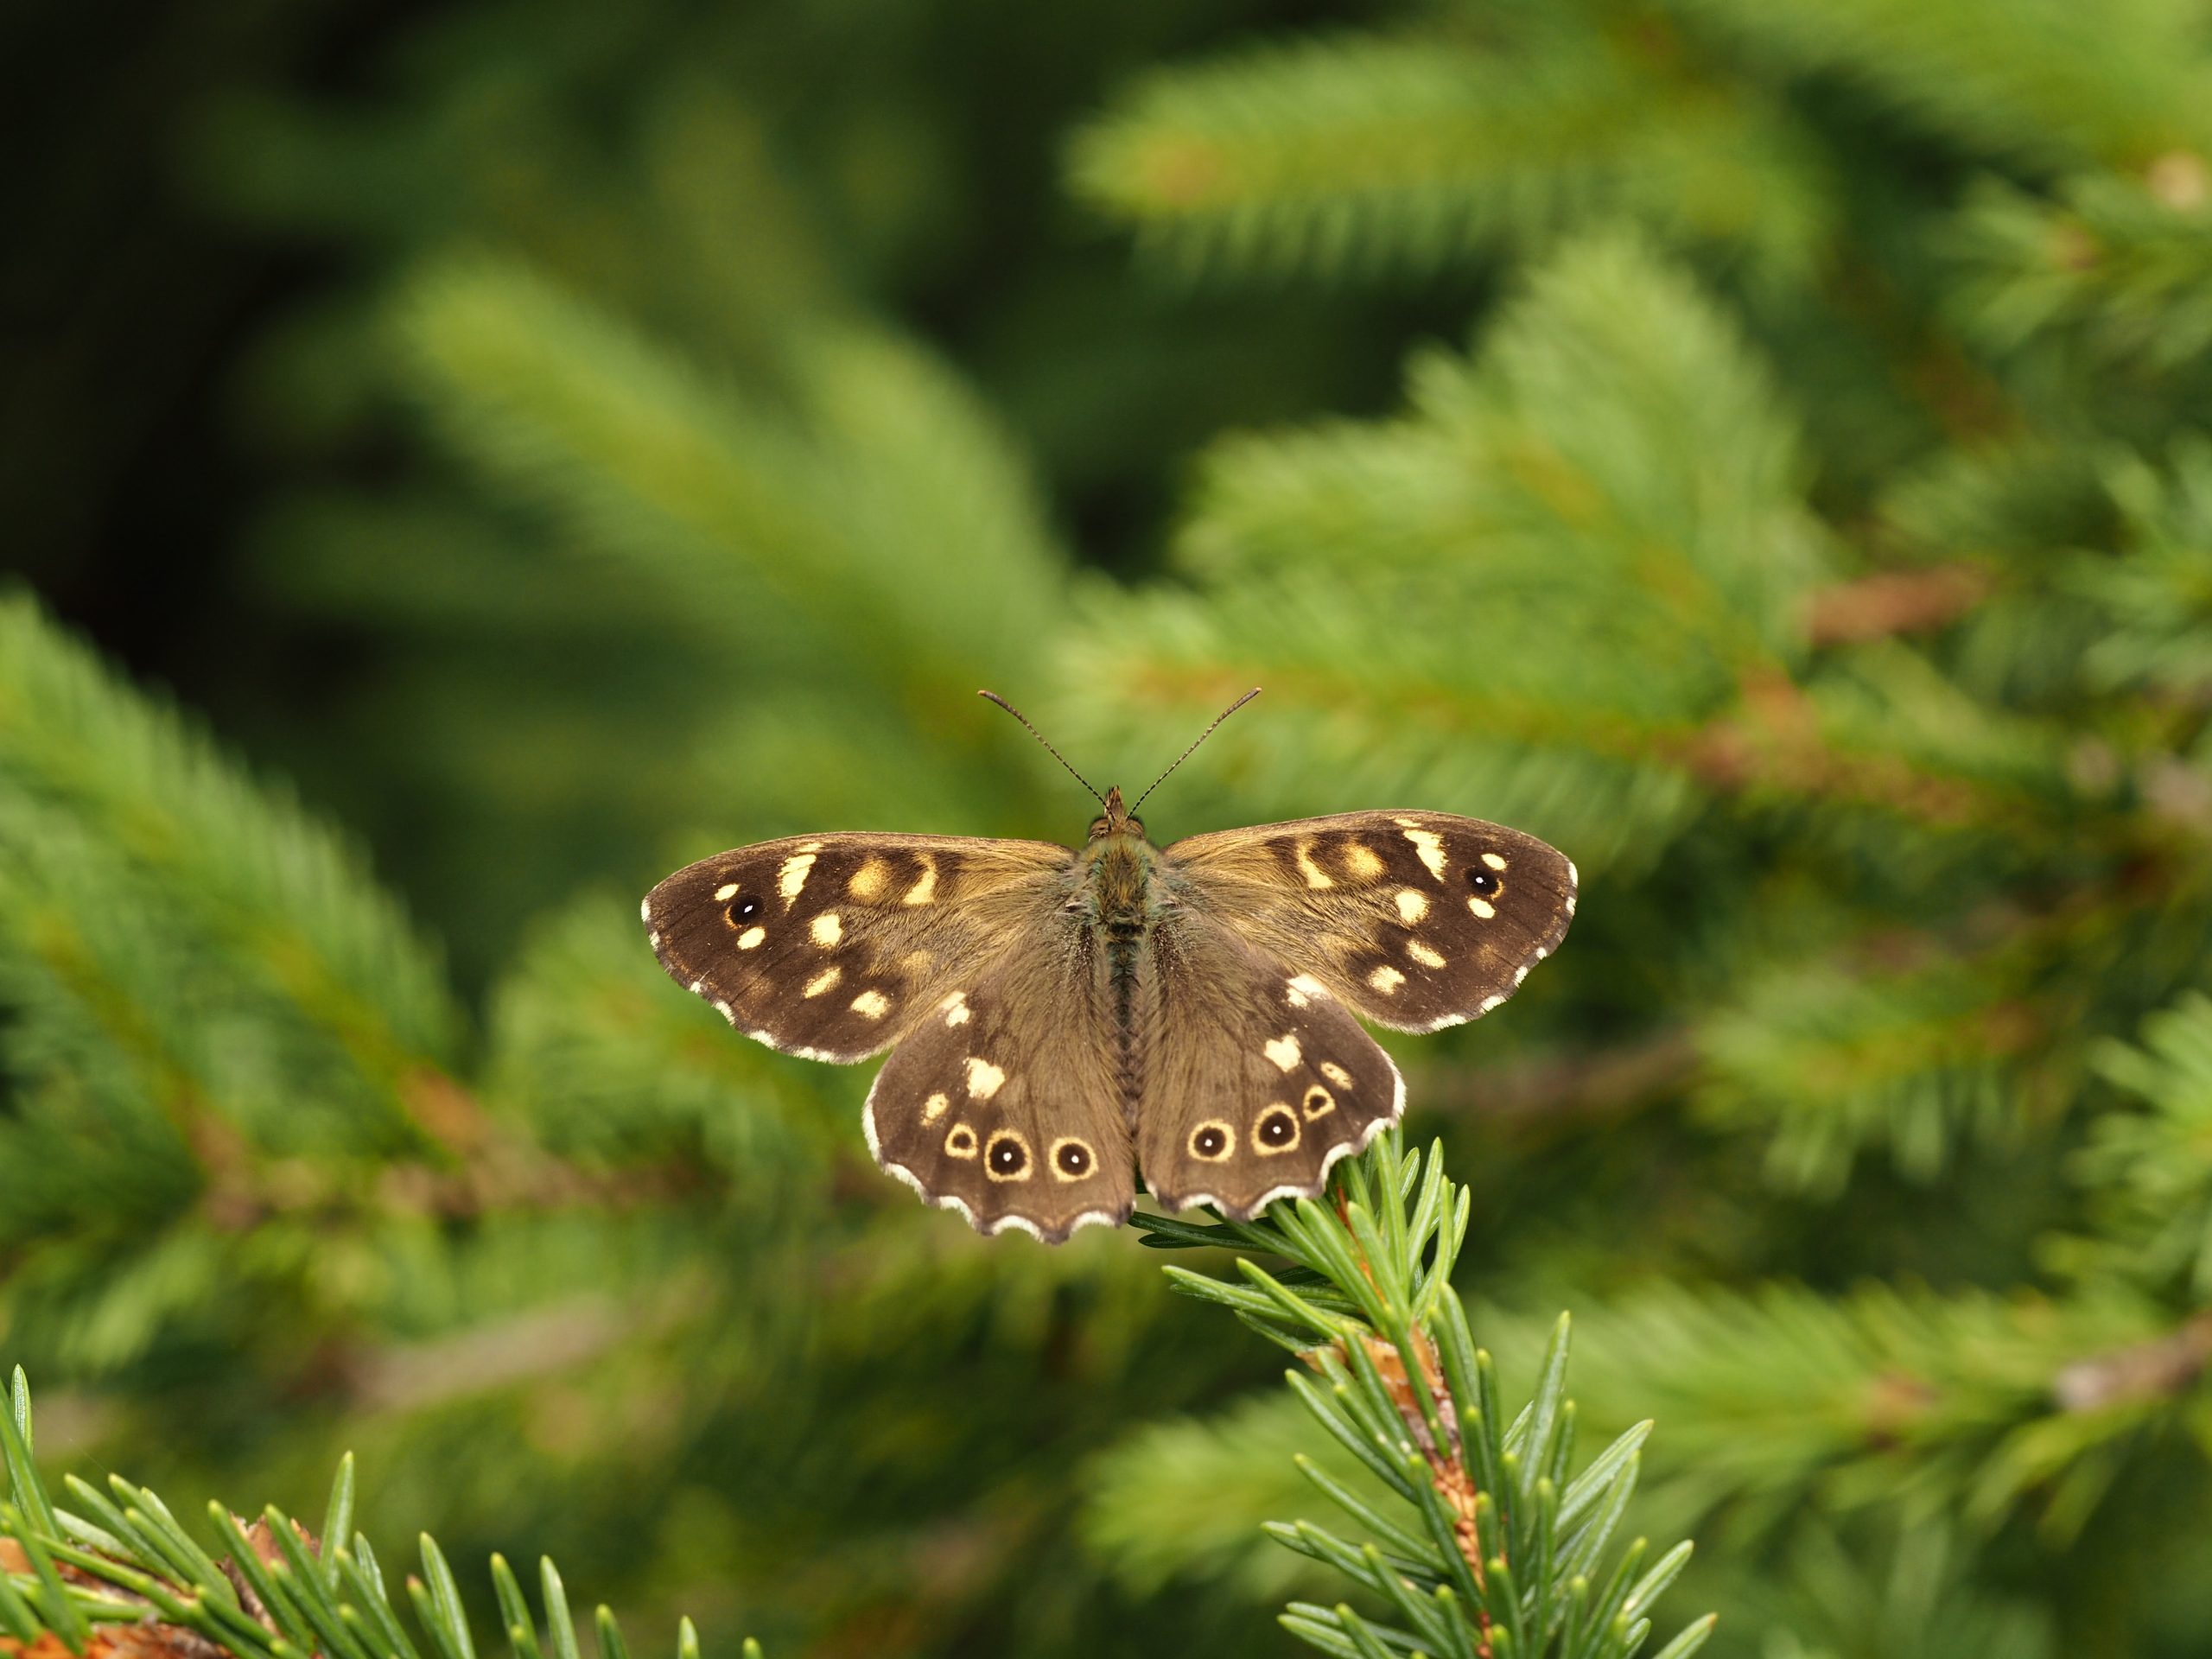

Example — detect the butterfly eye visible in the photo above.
[1467,867,1501,897]
[726,895,763,925]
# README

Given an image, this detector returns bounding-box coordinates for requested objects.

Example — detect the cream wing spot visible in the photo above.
[850,988,891,1019]
[1402,826,1448,880]
[922,1091,950,1124]
[1369,964,1407,994]
[640,897,652,923]
[1294,840,1334,889]
[778,854,817,902]
[713,882,740,902]
[904,860,938,905]
[1408,940,1447,969]
[941,991,973,1027]
[849,858,890,900]
[1286,974,1331,1007]
[738,925,767,950]
[804,965,842,998]
[1263,1034,1302,1072]
[1470,897,1497,919]
[1395,888,1429,925]
[1482,852,1509,871]
[811,912,842,946]
[1319,1061,1355,1089]
[1341,842,1384,880]
[964,1057,1007,1101]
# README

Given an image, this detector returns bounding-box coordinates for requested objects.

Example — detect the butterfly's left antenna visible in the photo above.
[1132,687,1261,810]
[978,690,1106,806]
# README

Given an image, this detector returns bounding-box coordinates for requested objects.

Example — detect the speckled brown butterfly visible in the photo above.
[643,690,1576,1242]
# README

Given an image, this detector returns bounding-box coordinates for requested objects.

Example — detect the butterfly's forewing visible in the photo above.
[644,832,1071,1060]
[865,924,1135,1241]
[1165,812,1576,1033]
[1135,907,1404,1218]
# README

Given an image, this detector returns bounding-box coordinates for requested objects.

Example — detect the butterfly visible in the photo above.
[642,690,1576,1242]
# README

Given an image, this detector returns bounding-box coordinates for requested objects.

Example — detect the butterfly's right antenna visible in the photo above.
[979,690,1106,806]
[1133,687,1261,810]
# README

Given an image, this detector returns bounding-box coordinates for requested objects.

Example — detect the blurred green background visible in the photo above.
[8,0,2212,1654]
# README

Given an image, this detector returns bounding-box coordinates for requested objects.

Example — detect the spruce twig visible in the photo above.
[0,1370,765,1659]
[1140,1130,1713,1659]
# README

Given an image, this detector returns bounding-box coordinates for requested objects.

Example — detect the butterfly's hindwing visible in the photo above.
[644,833,1071,1061]
[1165,812,1576,1033]
[1135,908,1404,1218]
[864,924,1134,1241]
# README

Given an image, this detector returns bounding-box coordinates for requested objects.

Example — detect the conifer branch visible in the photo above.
[1067,27,1832,283]
[1953,172,2212,369]
[1667,0,2212,167]
[0,596,461,1154]
[1141,1130,1714,1659]
[0,1370,763,1659]
[393,259,1065,700]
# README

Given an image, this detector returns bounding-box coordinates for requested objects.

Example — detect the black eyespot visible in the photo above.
[727,895,763,925]
[989,1136,1028,1176]
[1258,1110,1297,1147]
[1056,1141,1091,1176]
[1192,1126,1227,1158]
[1467,867,1500,897]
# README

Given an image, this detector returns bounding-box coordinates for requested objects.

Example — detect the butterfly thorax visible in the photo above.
[1086,838,1158,934]
[1079,785,1160,939]
[1079,837,1160,940]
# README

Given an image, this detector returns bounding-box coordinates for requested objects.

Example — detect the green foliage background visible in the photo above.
[8,0,2212,1653]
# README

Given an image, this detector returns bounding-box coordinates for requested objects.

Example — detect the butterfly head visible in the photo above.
[1088,785,1144,842]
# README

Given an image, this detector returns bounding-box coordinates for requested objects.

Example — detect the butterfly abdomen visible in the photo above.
[1079,832,1163,1121]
